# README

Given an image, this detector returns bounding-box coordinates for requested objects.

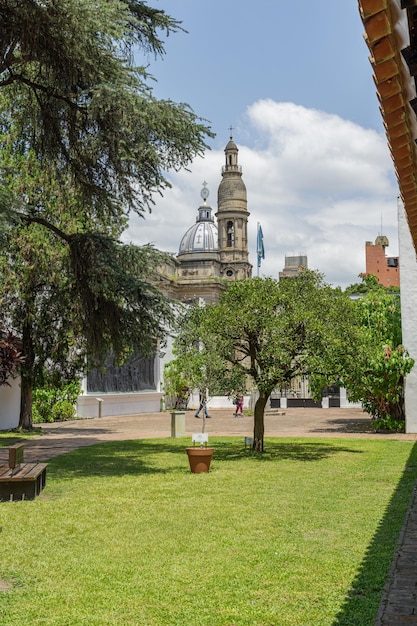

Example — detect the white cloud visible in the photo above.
[124,99,398,288]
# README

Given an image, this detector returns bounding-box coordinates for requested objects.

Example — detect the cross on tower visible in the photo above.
[228,125,234,139]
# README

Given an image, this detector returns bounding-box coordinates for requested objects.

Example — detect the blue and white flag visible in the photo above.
[257,222,265,268]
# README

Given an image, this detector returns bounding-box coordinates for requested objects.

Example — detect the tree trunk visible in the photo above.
[19,375,33,430]
[18,318,35,430]
[253,393,269,452]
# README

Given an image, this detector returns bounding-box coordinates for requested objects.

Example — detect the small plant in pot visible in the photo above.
[186,390,214,473]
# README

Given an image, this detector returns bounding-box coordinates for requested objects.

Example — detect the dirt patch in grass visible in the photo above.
[0,579,13,592]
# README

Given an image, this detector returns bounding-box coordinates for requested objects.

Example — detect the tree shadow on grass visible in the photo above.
[312,417,376,434]
[331,442,417,625]
[48,437,363,480]
[212,439,363,462]
[48,439,185,478]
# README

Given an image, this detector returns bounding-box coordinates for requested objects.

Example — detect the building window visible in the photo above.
[227,221,234,247]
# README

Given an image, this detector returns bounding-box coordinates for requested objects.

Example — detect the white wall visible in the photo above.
[0,377,20,430]
[76,391,163,418]
[398,198,417,433]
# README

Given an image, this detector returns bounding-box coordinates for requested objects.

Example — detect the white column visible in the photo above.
[398,197,417,433]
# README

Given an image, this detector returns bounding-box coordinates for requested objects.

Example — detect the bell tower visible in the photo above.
[216,135,252,280]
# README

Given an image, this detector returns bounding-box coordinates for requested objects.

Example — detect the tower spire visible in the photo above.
[216,137,252,280]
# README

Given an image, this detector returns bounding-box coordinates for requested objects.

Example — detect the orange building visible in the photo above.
[365,235,400,288]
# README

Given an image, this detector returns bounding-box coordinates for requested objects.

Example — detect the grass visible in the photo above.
[0,436,416,625]
[0,428,45,442]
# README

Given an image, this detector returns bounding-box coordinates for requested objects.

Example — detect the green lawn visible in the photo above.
[0,437,416,625]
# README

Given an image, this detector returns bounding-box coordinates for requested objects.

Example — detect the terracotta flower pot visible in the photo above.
[186,447,214,473]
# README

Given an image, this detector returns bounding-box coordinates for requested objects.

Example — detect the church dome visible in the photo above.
[178,218,218,255]
[178,183,218,256]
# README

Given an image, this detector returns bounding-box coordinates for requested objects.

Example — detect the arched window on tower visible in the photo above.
[227,221,235,247]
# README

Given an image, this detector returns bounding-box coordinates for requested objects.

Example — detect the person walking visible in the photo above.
[234,393,244,417]
[195,391,211,418]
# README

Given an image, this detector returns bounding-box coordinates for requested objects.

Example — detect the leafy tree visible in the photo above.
[345,273,400,296]
[163,356,194,410]
[0,1,212,429]
[0,205,173,428]
[0,329,24,387]
[0,1,211,215]
[342,276,413,424]
[171,273,359,451]
[344,273,381,295]
[164,306,245,409]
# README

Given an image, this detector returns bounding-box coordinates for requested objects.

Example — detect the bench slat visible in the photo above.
[0,465,12,479]
[0,463,47,482]
[20,464,47,480]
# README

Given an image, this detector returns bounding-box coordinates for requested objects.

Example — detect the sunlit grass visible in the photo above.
[0,437,416,625]
[0,429,44,442]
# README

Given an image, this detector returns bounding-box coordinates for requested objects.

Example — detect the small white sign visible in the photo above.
[192,433,209,444]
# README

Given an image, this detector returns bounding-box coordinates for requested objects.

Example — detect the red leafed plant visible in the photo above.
[0,331,24,387]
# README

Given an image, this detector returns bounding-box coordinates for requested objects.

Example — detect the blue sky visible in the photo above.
[126,0,399,288]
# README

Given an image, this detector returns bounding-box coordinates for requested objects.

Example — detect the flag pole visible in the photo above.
[257,220,259,277]
[257,222,259,277]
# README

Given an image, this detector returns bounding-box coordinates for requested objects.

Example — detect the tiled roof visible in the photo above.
[358,0,417,248]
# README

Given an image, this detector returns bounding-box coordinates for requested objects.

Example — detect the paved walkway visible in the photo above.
[2,407,416,464]
[1,406,416,624]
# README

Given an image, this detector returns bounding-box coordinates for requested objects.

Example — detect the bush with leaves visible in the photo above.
[32,379,81,424]
[342,275,414,426]
[0,330,24,386]
[163,357,193,410]
[343,344,414,423]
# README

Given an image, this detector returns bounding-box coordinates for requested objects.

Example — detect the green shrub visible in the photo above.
[50,400,75,422]
[32,404,49,424]
[32,388,55,422]
[33,379,81,423]
[373,415,405,432]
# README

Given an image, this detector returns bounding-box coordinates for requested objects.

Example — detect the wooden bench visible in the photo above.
[0,443,47,501]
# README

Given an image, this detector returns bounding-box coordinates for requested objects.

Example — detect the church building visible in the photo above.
[76,137,252,418]
[159,136,252,304]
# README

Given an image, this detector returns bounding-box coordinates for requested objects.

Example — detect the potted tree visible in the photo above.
[167,304,247,471]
